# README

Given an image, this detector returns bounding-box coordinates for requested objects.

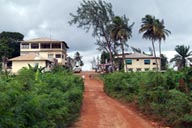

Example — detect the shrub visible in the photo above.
[103,69,192,127]
[0,68,84,127]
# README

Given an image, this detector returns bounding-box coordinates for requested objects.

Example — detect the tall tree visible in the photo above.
[170,45,192,70]
[157,20,171,57]
[160,54,168,70]
[90,57,96,69]
[156,19,171,58]
[100,51,110,64]
[74,52,84,66]
[0,31,24,59]
[139,15,160,70]
[0,31,24,70]
[110,16,134,72]
[69,0,114,64]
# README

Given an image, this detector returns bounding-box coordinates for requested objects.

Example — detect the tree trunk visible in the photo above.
[152,40,158,71]
[159,41,161,70]
[103,31,114,68]
[2,56,8,71]
[183,57,186,69]
[108,43,113,66]
[121,39,127,72]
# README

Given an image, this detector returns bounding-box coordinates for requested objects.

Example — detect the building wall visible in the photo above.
[125,58,161,72]
[39,52,66,65]
[20,42,67,65]
[11,60,46,74]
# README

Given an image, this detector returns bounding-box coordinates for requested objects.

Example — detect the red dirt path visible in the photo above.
[71,71,158,128]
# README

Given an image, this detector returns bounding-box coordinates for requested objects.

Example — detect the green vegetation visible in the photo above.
[103,69,192,127]
[69,0,115,63]
[139,15,171,70]
[74,52,84,67]
[110,16,134,72]
[170,45,192,70]
[0,66,84,128]
[0,31,24,60]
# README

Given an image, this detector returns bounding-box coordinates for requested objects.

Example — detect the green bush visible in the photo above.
[103,69,192,127]
[0,68,84,128]
[104,72,141,102]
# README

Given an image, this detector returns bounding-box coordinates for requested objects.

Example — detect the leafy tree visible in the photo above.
[100,51,110,64]
[69,0,115,63]
[90,57,96,69]
[0,31,24,70]
[0,31,24,59]
[0,38,13,60]
[90,56,100,70]
[110,16,134,72]
[170,45,192,70]
[160,54,168,70]
[139,15,167,70]
[74,52,84,66]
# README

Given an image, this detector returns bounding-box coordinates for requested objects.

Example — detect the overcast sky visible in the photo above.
[0,0,192,70]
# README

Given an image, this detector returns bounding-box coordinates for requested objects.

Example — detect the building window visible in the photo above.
[153,62,156,65]
[145,68,150,71]
[136,68,141,71]
[126,59,132,65]
[144,59,150,65]
[128,68,133,72]
[52,43,61,49]
[137,59,139,61]
[153,68,157,71]
[55,54,61,58]
[31,43,39,49]
[21,43,29,49]
[41,43,50,49]
[48,54,54,58]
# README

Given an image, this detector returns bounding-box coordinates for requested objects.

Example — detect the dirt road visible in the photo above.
[71,72,156,128]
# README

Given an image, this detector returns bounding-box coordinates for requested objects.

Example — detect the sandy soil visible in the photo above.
[71,71,158,128]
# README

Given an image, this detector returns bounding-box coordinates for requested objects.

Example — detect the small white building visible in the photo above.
[9,53,53,74]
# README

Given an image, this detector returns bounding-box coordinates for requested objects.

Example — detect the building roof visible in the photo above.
[116,52,160,59]
[20,37,69,48]
[9,53,50,61]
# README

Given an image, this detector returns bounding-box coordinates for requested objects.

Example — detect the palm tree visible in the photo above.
[156,19,171,58]
[110,16,134,72]
[139,15,160,70]
[170,45,192,70]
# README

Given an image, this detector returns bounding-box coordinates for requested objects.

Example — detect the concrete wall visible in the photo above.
[20,42,67,65]
[11,60,46,74]
[125,58,161,72]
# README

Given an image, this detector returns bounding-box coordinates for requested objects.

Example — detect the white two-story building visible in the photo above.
[9,37,69,73]
[20,37,69,65]
[116,52,161,72]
